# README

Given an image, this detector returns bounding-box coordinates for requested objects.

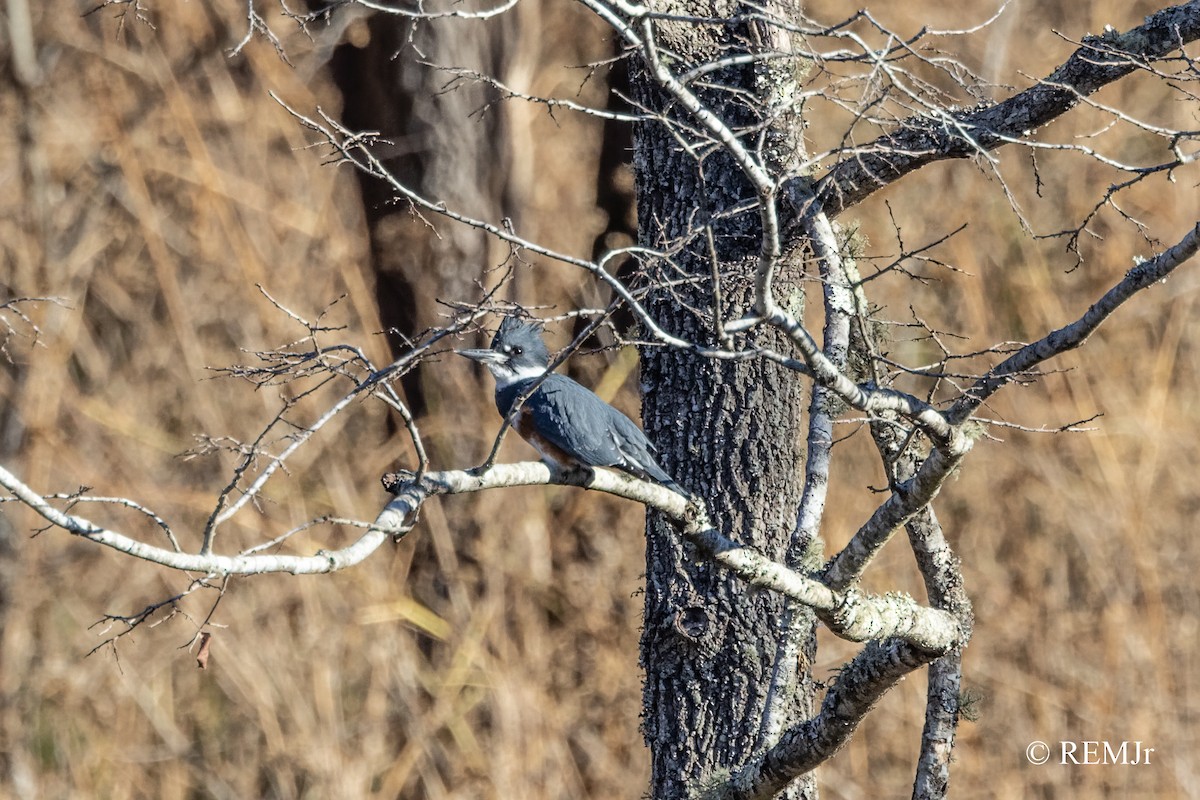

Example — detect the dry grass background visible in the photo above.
[0,1,1197,798]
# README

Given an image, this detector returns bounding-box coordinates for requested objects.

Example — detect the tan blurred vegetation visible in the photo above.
[0,1,1197,798]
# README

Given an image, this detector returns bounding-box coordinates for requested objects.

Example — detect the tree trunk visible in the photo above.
[632,9,818,797]
[328,10,515,442]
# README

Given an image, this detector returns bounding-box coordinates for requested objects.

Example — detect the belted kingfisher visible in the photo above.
[457,316,684,495]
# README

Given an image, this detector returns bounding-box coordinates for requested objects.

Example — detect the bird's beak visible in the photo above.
[456,348,504,365]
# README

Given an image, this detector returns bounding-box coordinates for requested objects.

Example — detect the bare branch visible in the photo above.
[815,0,1200,215]
[0,295,61,361]
[434,64,642,122]
[669,501,960,651]
[949,220,1200,423]
[83,0,154,31]
[822,434,972,592]
[712,639,942,800]
[229,0,292,64]
[759,205,855,746]
[87,576,217,657]
[872,416,974,798]
[0,461,400,575]
[0,453,959,651]
[337,0,520,21]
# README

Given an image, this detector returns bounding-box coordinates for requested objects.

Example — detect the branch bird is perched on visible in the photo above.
[457,316,685,496]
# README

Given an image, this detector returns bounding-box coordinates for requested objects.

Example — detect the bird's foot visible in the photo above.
[549,462,595,488]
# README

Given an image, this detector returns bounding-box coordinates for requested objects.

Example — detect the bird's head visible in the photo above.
[456,315,551,388]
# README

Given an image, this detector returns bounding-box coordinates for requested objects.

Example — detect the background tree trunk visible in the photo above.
[327,8,516,450]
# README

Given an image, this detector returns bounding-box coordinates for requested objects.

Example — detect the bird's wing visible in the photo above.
[523,375,681,492]
[525,376,652,468]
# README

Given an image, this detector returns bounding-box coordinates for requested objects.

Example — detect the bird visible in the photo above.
[457,315,685,495]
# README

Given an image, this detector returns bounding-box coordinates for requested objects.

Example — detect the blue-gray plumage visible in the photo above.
[457,316,684,495]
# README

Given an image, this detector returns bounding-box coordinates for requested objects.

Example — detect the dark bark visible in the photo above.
[630,13,814,797]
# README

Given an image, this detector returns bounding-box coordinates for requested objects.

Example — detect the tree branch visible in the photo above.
[822,432,972,592]
[674,506,960,651]
[814,0,1200,215]
[895,455,974,797]
[758,204,856,746]
[948,220,1200,423]
[0,463,406,575]
[392,467,961,650]
[1,456,958,649]
[709,638,941,800]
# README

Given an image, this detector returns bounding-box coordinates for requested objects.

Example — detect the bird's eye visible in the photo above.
[512,346,523,355]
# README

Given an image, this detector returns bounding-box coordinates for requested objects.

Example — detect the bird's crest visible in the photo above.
[494,314,545,347]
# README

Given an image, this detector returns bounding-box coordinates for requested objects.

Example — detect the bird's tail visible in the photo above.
[639,462,688,498]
